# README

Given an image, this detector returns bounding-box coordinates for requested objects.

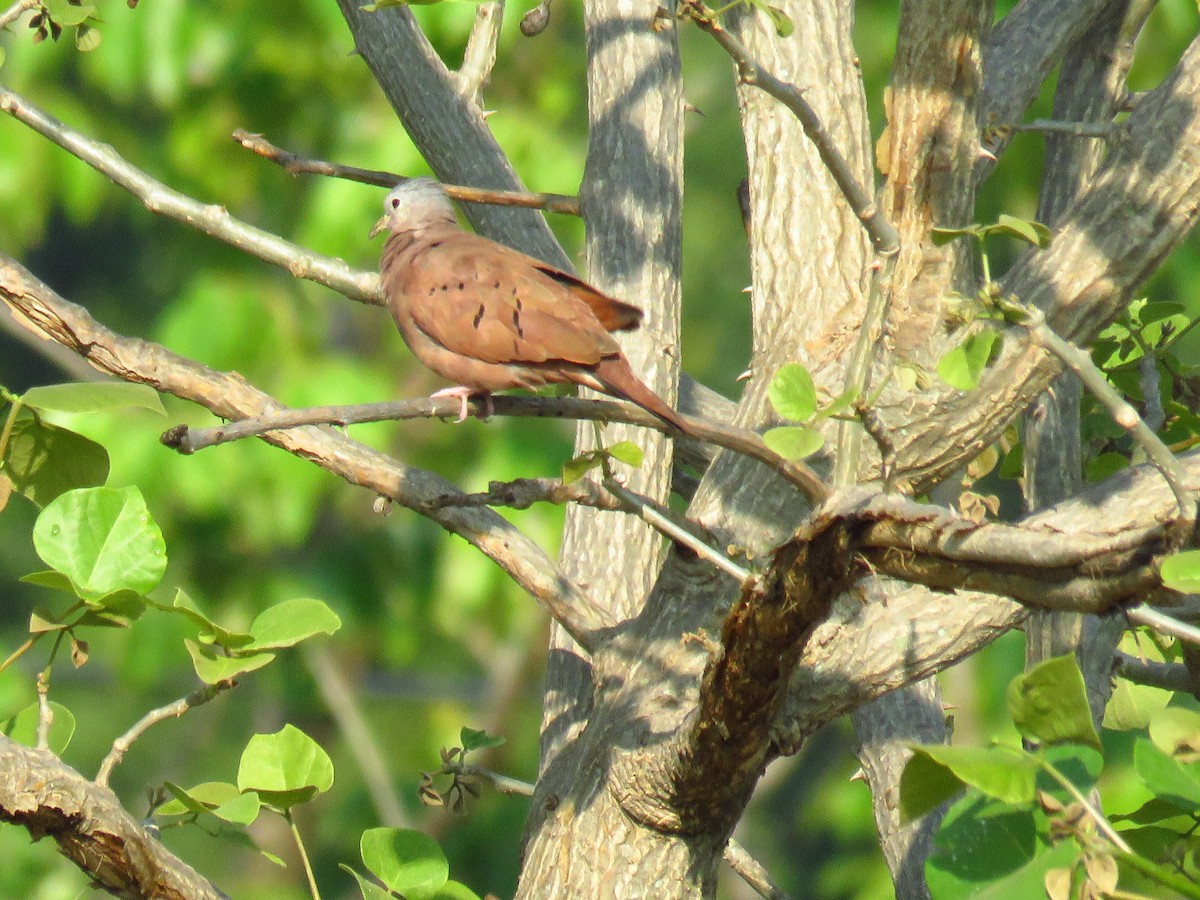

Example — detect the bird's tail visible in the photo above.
[593,356,693,437]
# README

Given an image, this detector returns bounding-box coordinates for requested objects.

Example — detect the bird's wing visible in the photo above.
[401,233,622,367]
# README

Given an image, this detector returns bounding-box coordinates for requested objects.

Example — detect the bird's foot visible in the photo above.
[431,386,492,422]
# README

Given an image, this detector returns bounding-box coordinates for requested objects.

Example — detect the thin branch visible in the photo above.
[1128,605,1200,647]
[35,669,51,751]
[95,680,235,788]
[723,838,795,900]
[0,0,36,31]
[1041,756,1132,854]
[1018,303,1196,524]
[679,1,899,257]
[162,398,831,504]
[1015,118,1116,138]
[425,475,624,512]
[452,762,534,797]
[0,253,613,652]
[1114,652,1196,693]
[603,476,753,583]
[0,87,381,306]
[232,130,582,216]
[456,1,504,105]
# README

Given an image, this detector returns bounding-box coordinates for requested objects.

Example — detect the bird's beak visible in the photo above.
[369,215,388,239]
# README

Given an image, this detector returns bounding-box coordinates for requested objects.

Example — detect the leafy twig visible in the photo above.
[1016,302,1195,523]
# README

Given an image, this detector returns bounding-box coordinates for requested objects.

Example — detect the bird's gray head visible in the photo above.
[369,177,457,238]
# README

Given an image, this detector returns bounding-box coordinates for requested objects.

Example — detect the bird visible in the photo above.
[370,177,691,436]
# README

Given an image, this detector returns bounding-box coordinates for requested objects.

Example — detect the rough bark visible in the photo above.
[0,735,228,900]
[1024,0,1151,724]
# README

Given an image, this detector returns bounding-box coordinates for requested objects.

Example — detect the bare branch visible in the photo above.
[162,398,830,504]
[0,254,613,652]
[679,1,898,257]
[1016,118,1116,138]
[1114,652,1196,692]
[456,1,504,105]
[602,477,752,584]
[95,681,235,789]
[723,838,794,900]
[1128,606,1200,646]
[0,0,37,31]
[0,87,381,306]
[980,0,1114,167]
[231,130,581,216]
[0,734,229,898]
[451,762,534,797]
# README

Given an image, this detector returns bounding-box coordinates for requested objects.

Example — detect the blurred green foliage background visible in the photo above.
[1,1,1199,897]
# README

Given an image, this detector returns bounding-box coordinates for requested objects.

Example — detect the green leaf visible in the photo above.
[818,386,859,420]
[761,4,793,37]
[1134,738,1200,812]
[74,23,101,51]
[360,827,449,900]
[433,881,482,900]
[237,724,334,811]
[1085,451,1128,482]
[20,383,165,416]
[937,329,999,391]
[562,450,602,484]
[159,589,254,649]
[160,782,261,824]
[1137,301,1186,326]
[762,426,823,460]
[241,598,342,652]
[1149,706,1200,759]
[1105,678,1173,732]
[4,411,109,506]
[20,570,78,594]
[41,0,95,26]
[185,640,274,685]
[926,796,1075,898]
[903,745,1037,818]
[605,441,644,469]
[32,486,166,601]
[768,363,817,422]
[1,701,76,754]
[460,727,505,754]
[900,749,969,820]
[341,866,397,900]
[930,225,983,246]
[1006,654,1101,750]
[1161,549,1200,593]
[989,214,1053,248]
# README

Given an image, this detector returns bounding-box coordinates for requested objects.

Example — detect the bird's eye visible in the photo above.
[390,197,401,209]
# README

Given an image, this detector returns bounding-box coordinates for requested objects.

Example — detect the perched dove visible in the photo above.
[371,178,691,435]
